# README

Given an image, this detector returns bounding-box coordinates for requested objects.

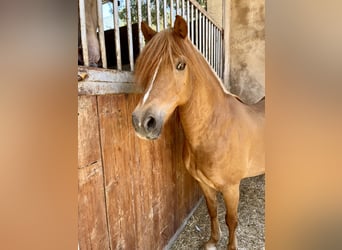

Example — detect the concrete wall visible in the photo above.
[207,0,223,26]
[229,0,265,103]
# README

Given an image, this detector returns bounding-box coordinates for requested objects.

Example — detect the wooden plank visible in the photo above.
[78,164,110,250]
[78,95,110,250]
[78,66,134,83]
[128,95,157,249]
[78,66,142,95]
[78,96,102,168]
[78,81,142,96]
[97,94,138,249]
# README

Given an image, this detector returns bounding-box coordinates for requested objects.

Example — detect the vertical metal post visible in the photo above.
[163,0,167,29]
[147,0,151,26]
[220,30,223,78]
[171,0,174,25]
[182,0,185,17]
[97,0,107,68]
[195,8,198,47]
[126,0,134,71]
[156,0,160,31]
[205,18,208,61]
[215,27,218,73]
[176,0,179,15]
[190,4,193,42]
[79,0,89,66]
[199,12,202,53]
[211,24,214,69]
[217,28,219,75]
[137,0,144,52]
[113,0,122,70]
[208,20,213,67]
[186,0,190,31]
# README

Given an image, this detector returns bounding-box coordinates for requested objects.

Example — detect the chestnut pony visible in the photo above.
[132,16,265,250]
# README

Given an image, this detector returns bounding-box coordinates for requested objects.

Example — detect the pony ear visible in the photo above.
[141,21,157,42]
[173,15,188,39]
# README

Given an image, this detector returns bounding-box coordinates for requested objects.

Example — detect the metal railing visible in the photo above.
[79,0,223,79]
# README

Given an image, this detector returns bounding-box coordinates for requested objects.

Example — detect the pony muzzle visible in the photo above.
[132,111,163,140]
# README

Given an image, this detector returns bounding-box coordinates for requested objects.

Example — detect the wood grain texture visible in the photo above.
[79,93,201,250]
[78,96,110,250]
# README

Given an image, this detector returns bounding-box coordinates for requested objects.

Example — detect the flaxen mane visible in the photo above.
[135,29,219,89]
[135,28,247,103]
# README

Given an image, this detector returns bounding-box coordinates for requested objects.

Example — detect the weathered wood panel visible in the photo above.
[78,90,201,250]
[78,96,110,250]
[96,94,201,249]
[78,66,142,95]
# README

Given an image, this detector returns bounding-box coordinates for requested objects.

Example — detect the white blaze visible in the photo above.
[142,58,162,105]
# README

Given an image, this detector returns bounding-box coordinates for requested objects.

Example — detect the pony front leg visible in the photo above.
[222,184,240,250]
[199,181,221,250]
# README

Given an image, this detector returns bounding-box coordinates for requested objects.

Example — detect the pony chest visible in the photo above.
[183,144,228,188]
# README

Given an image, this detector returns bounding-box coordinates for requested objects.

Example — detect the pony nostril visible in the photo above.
[144,116,157,132]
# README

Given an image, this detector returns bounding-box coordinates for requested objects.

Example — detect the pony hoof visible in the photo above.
[202,242,217,250]
[227,243,237,250]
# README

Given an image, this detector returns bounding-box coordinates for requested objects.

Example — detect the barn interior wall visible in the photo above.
[229,0,265,104]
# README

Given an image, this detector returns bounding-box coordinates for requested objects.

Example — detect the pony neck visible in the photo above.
[178,62,236,145]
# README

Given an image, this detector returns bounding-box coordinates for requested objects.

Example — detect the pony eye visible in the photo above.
[176,62,186,71]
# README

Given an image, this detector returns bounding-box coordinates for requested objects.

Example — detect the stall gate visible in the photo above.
[78,0,223,77]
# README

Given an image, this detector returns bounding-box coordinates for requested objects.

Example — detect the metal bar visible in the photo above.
[217,29,221,77]
[205,18,208,61]
[209,21,212,66]
[137,0,144,52]
[187,0,190,31]
[171,0,174,25]
[97,0,107,68]
[182,0,185,16]
[212,25,215,71]
[113,0,122,70]
[211,24,216,69]
[176,0,179,15]
[220,30,223,78]
[195,8,198,48]
[163,0,167,29]
[211,23,214,69]
[199,12,202,53]
[190,3,193,42]
[126,0,134,71]
[147,0,151,26]
[218,29,221,77]
[215,27,218,73]
[79,0,89,66]
[156,0,160,32]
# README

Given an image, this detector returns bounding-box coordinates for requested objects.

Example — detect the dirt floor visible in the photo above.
[168,174,265,250]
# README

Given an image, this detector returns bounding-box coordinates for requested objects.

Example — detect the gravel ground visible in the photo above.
[168,174,265,250]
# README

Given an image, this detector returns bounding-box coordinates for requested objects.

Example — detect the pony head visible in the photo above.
[132,16,193,140]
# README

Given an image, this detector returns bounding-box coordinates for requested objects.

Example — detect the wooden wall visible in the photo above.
[78,93,201,250]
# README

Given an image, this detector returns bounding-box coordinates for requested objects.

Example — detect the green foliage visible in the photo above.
[118,0,207,27]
